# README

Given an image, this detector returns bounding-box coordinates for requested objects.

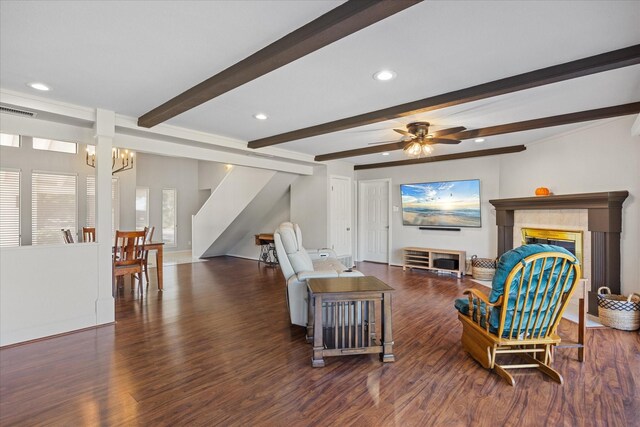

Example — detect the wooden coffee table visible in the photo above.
[307,276,395,367]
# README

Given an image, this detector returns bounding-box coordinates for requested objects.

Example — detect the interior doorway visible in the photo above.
[357,179,390,263]
[329,175,352,257]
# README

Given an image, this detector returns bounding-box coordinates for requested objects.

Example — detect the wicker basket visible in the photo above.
[471,256,497,281]
[597,287,640,331]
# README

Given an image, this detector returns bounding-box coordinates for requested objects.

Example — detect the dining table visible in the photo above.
[143,241,165,290]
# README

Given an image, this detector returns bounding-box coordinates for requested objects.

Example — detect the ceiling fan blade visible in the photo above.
[428,138,461,145]
[431,126,466,138]
[394,128,414,137]
[367,139,403,146]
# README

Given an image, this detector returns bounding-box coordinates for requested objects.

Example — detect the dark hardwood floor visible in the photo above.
[1,257,638,426]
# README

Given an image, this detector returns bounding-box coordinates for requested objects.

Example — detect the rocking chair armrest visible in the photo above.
[462,289,504,332]
[463,289,503,307]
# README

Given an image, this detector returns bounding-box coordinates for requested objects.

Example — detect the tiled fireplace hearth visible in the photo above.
[490,191,629,315]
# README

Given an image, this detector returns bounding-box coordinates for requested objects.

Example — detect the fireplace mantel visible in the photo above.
[489,191,629,314]
[489,191,629,211]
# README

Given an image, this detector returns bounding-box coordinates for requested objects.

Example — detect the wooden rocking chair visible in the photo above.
[455,244,581,386]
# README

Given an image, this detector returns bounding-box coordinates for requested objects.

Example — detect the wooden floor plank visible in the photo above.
[1,257,638,426]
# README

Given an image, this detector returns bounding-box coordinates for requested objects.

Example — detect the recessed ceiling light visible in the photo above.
[28,82,51,91]
[254,113,268,120]
[474,138,485,143]
[373,70,396,81]
[381,152,390,156]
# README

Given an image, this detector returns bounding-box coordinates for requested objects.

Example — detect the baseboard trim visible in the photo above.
[224,254,259,262]
[0,322,116,349]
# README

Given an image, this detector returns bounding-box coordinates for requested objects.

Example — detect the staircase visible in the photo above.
[192,165,296,259]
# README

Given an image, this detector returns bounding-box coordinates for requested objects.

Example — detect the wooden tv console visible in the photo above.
[402,247,466,278]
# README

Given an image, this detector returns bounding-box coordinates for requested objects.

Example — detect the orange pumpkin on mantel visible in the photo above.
[535,187,551,196]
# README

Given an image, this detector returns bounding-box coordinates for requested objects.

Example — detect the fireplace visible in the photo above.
[489,191,628,315]
[521,228,583,272]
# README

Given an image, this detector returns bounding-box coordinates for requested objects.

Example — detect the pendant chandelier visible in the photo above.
[86,146,135,174]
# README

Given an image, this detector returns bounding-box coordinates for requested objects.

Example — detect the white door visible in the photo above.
[358,180,389,263]
[329,176,352,256]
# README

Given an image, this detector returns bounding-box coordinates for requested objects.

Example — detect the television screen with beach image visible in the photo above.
[400,179,481,227]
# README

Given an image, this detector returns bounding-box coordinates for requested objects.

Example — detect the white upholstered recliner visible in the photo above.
[274,222,363,326]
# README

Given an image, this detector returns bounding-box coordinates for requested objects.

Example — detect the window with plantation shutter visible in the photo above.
[32,172,77,245]
[162,188,177,247]
[86,176,120,240]
[135,187,149,231]
[0,169,21,247]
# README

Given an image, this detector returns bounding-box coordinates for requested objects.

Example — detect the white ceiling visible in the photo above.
[1,1,639,166]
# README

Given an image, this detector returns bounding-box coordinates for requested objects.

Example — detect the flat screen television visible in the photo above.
[400,179,481,228]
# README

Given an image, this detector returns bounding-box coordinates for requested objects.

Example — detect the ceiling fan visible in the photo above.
[369,122,466,158]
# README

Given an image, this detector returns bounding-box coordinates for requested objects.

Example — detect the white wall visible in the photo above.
[0,244,100,346]
[290,165,329,249]
[198,160,230,191]
[133,153,200,251]
[357,156,501,266]
[499,117,639,294]
[290,160,356,251]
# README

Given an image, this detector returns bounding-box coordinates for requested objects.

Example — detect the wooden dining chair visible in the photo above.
[113,230,146,296]
[61,229,74,244]
[82,227,96,242]
[142,226,155,286]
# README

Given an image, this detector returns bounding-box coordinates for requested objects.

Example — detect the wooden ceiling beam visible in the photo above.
[315,102,640,161]
[250,44,640,148]
[447,102,640,140]
[137,0,422,128]
[354,146,526,170]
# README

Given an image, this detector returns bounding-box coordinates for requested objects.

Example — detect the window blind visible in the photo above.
[0,169,21,247]
[86,176,96,228]
[32,172,77,245]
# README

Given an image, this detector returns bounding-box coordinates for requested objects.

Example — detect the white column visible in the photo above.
[94,109,115,324]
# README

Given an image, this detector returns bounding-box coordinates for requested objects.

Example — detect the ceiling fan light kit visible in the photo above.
[403,140,423,158]
[395,122,461,158]
[403,140,434,158]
